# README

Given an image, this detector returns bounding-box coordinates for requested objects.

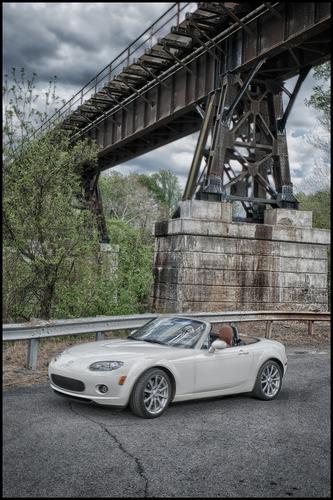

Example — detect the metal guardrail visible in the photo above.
[3,311,330,370]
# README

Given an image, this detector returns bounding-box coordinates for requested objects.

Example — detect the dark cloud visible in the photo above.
[3,2,172,86]
[3,3,328,190]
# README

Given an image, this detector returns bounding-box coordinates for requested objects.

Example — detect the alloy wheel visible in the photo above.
[143,374,169,415]
[260,363,281,398]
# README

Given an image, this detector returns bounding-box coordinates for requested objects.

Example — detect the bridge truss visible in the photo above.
[34,1,331,238]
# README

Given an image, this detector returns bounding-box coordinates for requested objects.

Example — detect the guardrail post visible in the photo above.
[308,320,314,336]
[95,332,105,341]
[265,320,273,338]
[27,339,39,370]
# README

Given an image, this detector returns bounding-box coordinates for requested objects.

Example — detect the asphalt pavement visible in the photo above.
[2,347,330,498]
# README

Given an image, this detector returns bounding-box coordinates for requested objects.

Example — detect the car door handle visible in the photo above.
[238,350,249,355]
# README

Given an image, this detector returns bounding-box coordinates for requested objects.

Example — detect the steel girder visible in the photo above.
[81,168,110,243]
[186,66,309,221]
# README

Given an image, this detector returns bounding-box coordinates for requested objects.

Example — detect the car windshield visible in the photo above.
[128,317,206,349]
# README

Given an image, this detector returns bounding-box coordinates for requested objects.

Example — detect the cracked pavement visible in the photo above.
[68,403,149,497]
[2,347,330,498]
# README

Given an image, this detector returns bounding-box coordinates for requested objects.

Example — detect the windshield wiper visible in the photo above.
[142,339,166,345]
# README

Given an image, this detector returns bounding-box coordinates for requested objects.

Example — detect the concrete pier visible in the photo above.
[151,201,330,313]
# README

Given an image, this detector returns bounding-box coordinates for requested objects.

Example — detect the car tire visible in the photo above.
[129,368,172,418]
[252,360,283,400]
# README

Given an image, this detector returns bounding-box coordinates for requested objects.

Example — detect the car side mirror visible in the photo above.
[208,339,228,353]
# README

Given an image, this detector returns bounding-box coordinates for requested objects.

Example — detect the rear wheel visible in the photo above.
[252,360,282,400]
[129,368,172,418]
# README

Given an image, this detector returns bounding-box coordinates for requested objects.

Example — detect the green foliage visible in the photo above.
[305,62,330,117]
[299,64,330,307]
[97,170,183,316]
[3,69,100,321]
[297,188,330,313]
[137,169,182,213]
[99,169,182,226]
[302,62,330,193]
[99,172,168,228]
[106,220,154,314]
[52,219,154,318]
[3,129,100,320]
[99,171,179,315]
[136,174,166,205]
[2,69,180,322]
[297,191,331,229]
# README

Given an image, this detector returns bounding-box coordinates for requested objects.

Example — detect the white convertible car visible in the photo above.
[49,316,287,418]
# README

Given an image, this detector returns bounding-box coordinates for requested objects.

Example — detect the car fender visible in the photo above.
[251,348,286,388]
[122,357,179,404]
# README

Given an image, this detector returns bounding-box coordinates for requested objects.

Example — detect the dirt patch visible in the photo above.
[236,320,331,346]
[2,322,330,390]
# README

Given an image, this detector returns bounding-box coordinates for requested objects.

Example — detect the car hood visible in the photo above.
[56,339,193,363]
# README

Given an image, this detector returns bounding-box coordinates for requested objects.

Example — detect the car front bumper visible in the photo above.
[48,360,131,407]
[50,383,128,407]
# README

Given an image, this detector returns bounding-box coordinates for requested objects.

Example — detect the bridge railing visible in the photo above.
[30,2,196,140]
[3,311,330,370]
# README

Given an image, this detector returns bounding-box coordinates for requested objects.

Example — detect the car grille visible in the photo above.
[51,374,85,392]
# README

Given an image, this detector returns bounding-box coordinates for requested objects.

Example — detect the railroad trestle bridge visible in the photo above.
[34,1,331,237]
[34,2,331,313]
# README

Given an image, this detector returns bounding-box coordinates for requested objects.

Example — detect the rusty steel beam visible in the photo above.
[81,168,110,243]
[182,92,216,201]
[194,66,302,220]
[277,67,311,132]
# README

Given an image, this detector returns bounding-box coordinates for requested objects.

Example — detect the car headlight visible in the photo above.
[89,361,124,371]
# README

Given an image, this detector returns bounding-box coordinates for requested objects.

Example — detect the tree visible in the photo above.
[136,169,182,216]
[99,169,182,228]
[297,190,331,230]
[3,69,100,321]
[3,129,100,320]
[305,62,330,121]
[302,63,331,310]
[302,62,331,192]
[106,220,154,313]
[99,171,168,230]
[297,162,330,195]
[305,62,330,154]
[2,70,182,321]
[97,170,183,315]
[3,68,65,155]
[150,169,182,213]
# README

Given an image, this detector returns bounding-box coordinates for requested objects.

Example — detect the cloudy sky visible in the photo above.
[3,2,329,191]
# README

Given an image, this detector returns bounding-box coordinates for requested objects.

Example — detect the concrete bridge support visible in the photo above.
[151,201,330,313]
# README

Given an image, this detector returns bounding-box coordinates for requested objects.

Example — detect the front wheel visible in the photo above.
[252,360,282,400]
[129,368,172,418]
